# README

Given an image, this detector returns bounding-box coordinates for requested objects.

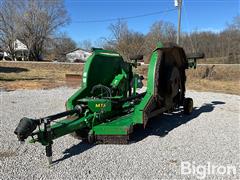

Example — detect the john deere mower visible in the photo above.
[14,43,203,164]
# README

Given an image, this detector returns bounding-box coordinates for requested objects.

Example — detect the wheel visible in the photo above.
[88,131,95,144]
[70,128,89,142]
[183,98,193,114]
[164,66,183,109]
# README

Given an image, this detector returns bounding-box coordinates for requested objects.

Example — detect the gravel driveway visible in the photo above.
[0,88,239,180]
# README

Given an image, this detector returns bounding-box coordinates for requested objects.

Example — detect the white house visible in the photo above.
[1,39,28,61]
[66,48,92,63]
[14,39,28,61]
[14,39,28,51]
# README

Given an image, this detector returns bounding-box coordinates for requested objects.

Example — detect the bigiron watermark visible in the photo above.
[181,161,238,179]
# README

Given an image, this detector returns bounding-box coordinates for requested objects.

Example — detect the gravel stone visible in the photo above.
[0,87,239,179]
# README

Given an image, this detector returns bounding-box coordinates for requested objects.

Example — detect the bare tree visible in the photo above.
[0,0,69,61]
[227,15,240,30]
[78,40,92,51]
[225,15,240,63]
[103,20,129,51]
[117,31,145,59]
[45,33,77,61]
[144,21,177,54]
[109,20,129,43]
[0,0,22,60]
[17,0,69,61]
[104,20,145,60]
[180,16,240,63]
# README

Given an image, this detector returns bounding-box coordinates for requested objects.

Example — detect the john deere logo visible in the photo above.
[95,103,106,108]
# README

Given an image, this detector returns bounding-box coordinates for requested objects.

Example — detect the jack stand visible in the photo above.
[46,144,52,165]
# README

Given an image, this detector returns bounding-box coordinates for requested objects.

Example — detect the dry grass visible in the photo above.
[185,65,240,95]
[0,80,65,90]
[186,65,239,81]
[0,61,239,95]
[186,79,240,95]
[0,61,83,90]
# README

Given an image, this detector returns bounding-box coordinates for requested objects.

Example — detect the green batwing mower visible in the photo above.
[14,43,204,164]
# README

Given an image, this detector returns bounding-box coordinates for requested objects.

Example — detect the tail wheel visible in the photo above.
[183,98,193,114]
[88,131,95,144]
[70,128,89,142]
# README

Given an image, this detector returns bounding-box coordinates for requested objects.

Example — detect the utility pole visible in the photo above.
[175,0,182,45]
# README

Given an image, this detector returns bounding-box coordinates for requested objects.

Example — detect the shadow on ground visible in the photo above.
[53,142,94,164]
[131,101,225,141]
[1,77,46,81]
[0,66,29,73]
[54,101,225,164]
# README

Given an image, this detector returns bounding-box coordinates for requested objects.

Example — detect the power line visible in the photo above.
[72,8,177,23]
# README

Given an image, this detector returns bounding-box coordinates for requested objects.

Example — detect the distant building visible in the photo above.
[14,39,28,61]
[66,48,91,63]
[1,39,28,61]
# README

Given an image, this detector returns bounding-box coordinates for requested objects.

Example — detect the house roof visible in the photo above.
[14,39,28,50]
[65,48,91,55]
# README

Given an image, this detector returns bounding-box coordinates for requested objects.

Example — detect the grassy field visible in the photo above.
[0,61,83,90]
[0,61,239,95]
[185,65,240,94]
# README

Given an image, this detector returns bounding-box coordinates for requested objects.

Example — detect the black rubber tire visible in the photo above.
[70,128,89,142]
[88,132,95,144]
[183,98,193,115]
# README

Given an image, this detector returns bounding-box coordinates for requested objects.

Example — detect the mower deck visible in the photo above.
[14,44,204,164]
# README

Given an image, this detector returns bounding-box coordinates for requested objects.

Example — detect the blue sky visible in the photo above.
[61,0,239,45]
